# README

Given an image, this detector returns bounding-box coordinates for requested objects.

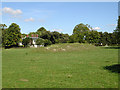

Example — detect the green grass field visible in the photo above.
[2,43,119,88]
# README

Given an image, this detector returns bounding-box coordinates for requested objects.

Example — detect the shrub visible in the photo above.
[36,38,45,45]
[44,39,52,46]
[22,37,31,47]
[94,43,102,46]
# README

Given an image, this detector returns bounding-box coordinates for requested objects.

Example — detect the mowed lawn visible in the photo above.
[2,43,119,88]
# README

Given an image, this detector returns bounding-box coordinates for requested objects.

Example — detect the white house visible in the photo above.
[19,34,44,48]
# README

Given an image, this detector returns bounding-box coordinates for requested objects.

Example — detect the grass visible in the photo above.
[2,43,119,88]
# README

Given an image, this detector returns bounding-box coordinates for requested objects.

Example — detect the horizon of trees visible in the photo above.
[0,16,120,48]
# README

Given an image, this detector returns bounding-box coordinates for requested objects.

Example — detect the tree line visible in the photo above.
[0,16,120,48]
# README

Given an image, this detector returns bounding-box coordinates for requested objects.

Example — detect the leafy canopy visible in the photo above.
[3,23,21,47]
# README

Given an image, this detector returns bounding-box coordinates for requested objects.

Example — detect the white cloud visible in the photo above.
[93,27,101,30]
[24,17,35,22]
[3,7,22,16]
[52,29,63,32]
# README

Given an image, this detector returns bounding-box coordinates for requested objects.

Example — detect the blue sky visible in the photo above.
[2,2,118,35]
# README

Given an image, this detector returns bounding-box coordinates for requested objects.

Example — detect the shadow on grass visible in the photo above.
[103,46,120,49]
[103,64,120,73]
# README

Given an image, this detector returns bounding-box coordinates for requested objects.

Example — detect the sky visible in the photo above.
[2,0,120,2]
[1,2,118,35]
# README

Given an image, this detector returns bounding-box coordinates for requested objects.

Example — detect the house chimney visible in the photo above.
[36,34,38,37]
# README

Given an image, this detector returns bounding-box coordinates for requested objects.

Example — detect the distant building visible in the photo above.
[19,34,44,48]
[30,34,39,45]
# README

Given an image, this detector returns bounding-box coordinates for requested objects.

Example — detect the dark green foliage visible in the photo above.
[51,31,60,43]
[21,33,27,38]
[58,33,69,43]
[36,27,70,44]
[97,32,103,45]
[28,32,36,37]
[36,27,47,37]
[2,29,8,47]
[36,38,45,45]
[110,32,117,45]
[68,35,76,43]
[36,38,52,46]
[0,24,7,47]
[86,30,99,44]
[22,37,32,47]
[3,23,21,47]
[2,21,119,47]
[37,27,47,32]
[73,23,89,34]
[44,39,52,46]
[39,31,51,40]
[72,23,90,43]
[31,20,119,46]
[52,31,60,39]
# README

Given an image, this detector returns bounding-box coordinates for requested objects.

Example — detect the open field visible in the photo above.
[2,43,119,88]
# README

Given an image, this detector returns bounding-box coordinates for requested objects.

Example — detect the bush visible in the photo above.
[18,45,24,47]
[44,39,52,46]
[94,43,102,46]
[36,38,45,45]
[22,37,31,47]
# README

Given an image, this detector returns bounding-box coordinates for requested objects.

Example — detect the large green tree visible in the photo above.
[85,30,99,44]
[73,23,90,34]
[0,24,7,46]
[22,37,32,47]
[36,27,47,37]
[3,23,21,47]
[72,23,90,43]
[37,27,47,32]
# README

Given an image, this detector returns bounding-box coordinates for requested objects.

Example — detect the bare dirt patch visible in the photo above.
[20,79,29,82]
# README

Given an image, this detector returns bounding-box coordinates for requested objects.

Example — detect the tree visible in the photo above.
[58,33,69,43]
[111,32,117,45]
[52,31,60,39]
[36,27,47,37]
[44,39,52,46]
[22,37,32,47]
[98,32,103,44]
[0,24,7,46]
[0,24,7,30]
[28,32,36,37]
[85,30,99,44]
[40,31,51,40]
[21,33,27,38]
[3,23,21,47]
[68,34,79,43]
[102,32,109,45]
[73,23,90,34]
[37,27,47,32]
[36,38,45,45]
[73,23,90,43]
